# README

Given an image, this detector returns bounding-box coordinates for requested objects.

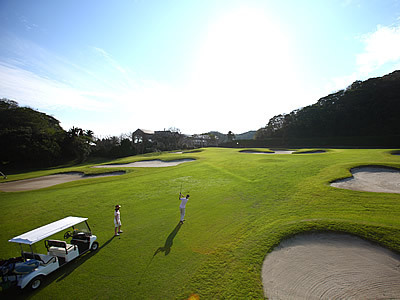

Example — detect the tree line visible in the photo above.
[255,70,400,141]
[0,98,185,170]
[0,99,93,168]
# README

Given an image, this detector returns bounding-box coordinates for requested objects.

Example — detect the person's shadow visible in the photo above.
[137,222,182,285]
[154,222,182,256]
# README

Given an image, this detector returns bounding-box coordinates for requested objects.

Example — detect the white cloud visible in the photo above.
[356,24,400,75]
[92,47,128,74]
[18,14,39,31]
[327,24,400,94]
[0,62,108,111]
[324,73,358,94]
[341,0,362,8]
[0,35,188,135]
[0,11,317,136]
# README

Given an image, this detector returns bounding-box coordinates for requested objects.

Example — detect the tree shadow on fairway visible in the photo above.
[154,222,182,256]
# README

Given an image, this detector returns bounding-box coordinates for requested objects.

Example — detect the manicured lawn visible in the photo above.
[0,148,399,299]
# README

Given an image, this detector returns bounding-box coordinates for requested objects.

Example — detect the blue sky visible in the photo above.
[1,0,400,136]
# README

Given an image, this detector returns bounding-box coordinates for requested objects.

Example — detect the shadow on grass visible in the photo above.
[55,235,115,282]
[0,236,115,299]
[137,222,182,285]
[154,222,182,256]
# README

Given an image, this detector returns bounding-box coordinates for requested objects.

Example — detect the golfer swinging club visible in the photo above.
[179,192,190,224]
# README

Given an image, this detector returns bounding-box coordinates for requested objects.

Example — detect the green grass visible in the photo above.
[0,148,399,299]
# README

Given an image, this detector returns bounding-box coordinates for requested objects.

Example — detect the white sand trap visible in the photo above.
[93,158,195,168]
[331,166,400,193]
[240,150,294,154]
[271,150,294,154]
[0,172,125,192]
[262,232,400,299]
[297,150,326,154]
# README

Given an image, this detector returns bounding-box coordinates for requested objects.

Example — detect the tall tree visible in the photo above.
[227,131,235,141]
[63,127,94,162]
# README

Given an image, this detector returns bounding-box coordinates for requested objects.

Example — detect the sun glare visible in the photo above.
[188,5,298,119]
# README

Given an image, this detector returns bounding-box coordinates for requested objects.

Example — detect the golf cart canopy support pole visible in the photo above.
[85,220,92,233]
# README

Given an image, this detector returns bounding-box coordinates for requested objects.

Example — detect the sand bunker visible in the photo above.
[297,150,326,154]
[240,150,294,154]
[0,171,125,192]
[93,158,195,168]
[241,149,326,155]
[331,166,400,193]
[262,232,400,299]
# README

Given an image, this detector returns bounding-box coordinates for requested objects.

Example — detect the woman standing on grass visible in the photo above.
[114,205,123,236]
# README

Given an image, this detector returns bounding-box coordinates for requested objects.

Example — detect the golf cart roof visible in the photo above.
[9,216,88,245]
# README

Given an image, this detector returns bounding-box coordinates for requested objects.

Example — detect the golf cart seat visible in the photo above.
[22,252,56,265]
[13,260,40,274]
[45,239,75,256]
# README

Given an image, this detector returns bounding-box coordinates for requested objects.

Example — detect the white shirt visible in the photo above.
[180,197,189,208]
[114,210,120,222]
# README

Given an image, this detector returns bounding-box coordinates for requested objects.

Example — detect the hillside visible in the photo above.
[0,99,93,168]
[236,130,257,140]
[0,99,66,166]
[255,71,400,140]
[209,130,256,143]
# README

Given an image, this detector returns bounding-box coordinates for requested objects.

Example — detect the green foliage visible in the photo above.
[210,131,256,143]
[0,99,97,168]
[0,99,66,167]
[235,130,256,140]
[91,136,137,159]
[0,148,399,299]
[63,127,95,162]
[227,131,235,141]
[256,71,400,141]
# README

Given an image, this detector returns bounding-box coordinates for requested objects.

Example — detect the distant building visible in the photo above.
[133,128,183,153]
[132,128,218,151]
[191,134,218,147]
[155,130,174,138]
[132,129,155,143]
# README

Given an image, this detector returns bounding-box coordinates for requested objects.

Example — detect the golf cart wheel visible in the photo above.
[28,275,44,290]
[90,241,99,251]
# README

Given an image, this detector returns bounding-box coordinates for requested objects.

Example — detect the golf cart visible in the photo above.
[1,216,98,291]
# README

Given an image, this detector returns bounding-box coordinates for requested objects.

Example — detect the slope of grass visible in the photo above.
[0,148,399,299]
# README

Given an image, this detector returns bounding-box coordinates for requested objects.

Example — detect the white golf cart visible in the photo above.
[1,216,98,291]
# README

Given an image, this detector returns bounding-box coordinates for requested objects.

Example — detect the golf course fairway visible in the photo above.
[0,148,399,299]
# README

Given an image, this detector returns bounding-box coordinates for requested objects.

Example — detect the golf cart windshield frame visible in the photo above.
[72,221,91,235]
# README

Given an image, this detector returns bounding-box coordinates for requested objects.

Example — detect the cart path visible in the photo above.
[0,171,124,192]
[330,166,400,193]
[92,158,195,168]
[262,232,400,300]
